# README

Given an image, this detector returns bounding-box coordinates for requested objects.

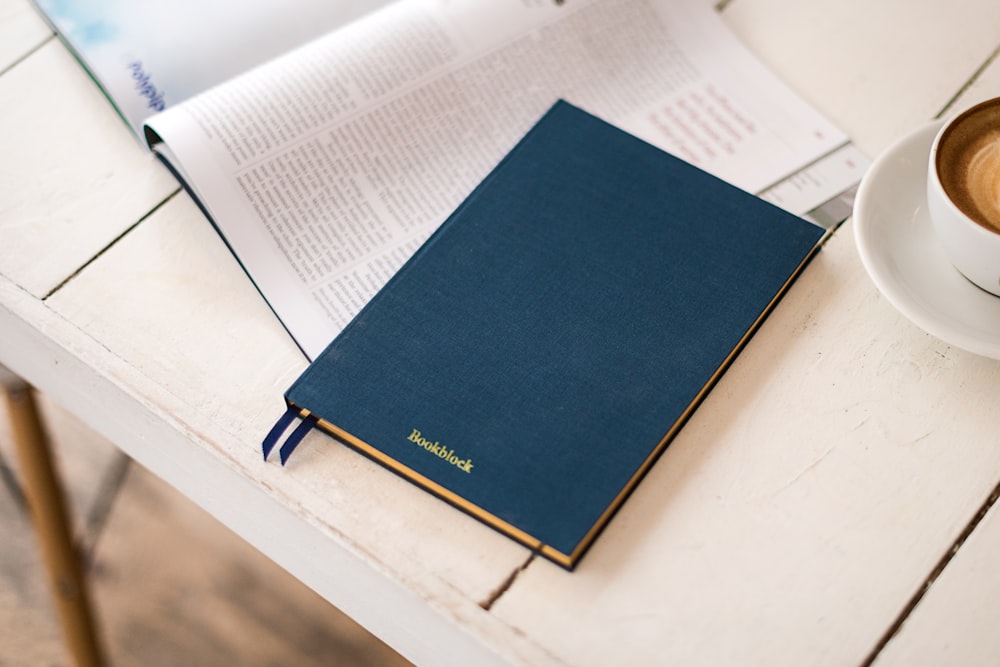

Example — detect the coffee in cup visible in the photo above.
[927,97,1000,296]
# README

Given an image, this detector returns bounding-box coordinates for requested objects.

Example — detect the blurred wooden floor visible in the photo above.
[0,392,412,667]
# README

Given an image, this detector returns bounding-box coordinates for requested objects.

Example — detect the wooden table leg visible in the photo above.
[0,368,105,667]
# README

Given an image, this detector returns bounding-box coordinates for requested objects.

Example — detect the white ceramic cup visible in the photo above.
[927,97,1000,297]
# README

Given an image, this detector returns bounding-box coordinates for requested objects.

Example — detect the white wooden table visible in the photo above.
[3,0,1000,665]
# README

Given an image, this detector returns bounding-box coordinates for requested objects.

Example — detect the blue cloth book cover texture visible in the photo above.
[278,100,824,569]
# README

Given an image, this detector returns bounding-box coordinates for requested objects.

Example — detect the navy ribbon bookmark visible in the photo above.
[279,415,319,465]
[262,407,318,465]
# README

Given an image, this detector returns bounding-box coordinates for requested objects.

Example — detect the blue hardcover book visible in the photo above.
[264,100,826,569]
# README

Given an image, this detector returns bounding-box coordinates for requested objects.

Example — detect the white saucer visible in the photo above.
[853,120,1000,359]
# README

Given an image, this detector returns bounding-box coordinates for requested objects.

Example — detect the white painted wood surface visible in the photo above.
[0,0,49,72]
[869,55,1000,667]
[874,494,1000,667]
[1,0,998,665]
[0,38,177,298]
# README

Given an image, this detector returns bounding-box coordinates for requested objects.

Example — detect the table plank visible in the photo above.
[868,57,1000,667]
[0,38,176,298]
[0,0,50,73]
[874,497,1000,667]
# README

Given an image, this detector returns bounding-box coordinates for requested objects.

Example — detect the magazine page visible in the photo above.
[146,0,859,359]
[32,0,396,136]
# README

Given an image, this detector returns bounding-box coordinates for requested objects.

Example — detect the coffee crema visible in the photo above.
[935,99,1000,234]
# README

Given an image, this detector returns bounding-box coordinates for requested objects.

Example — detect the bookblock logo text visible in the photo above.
[408,429,473,473]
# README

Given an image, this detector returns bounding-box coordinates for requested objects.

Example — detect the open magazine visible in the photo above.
[37,0,868,359]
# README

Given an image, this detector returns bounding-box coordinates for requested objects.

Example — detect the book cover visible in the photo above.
[268,100,825,569]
